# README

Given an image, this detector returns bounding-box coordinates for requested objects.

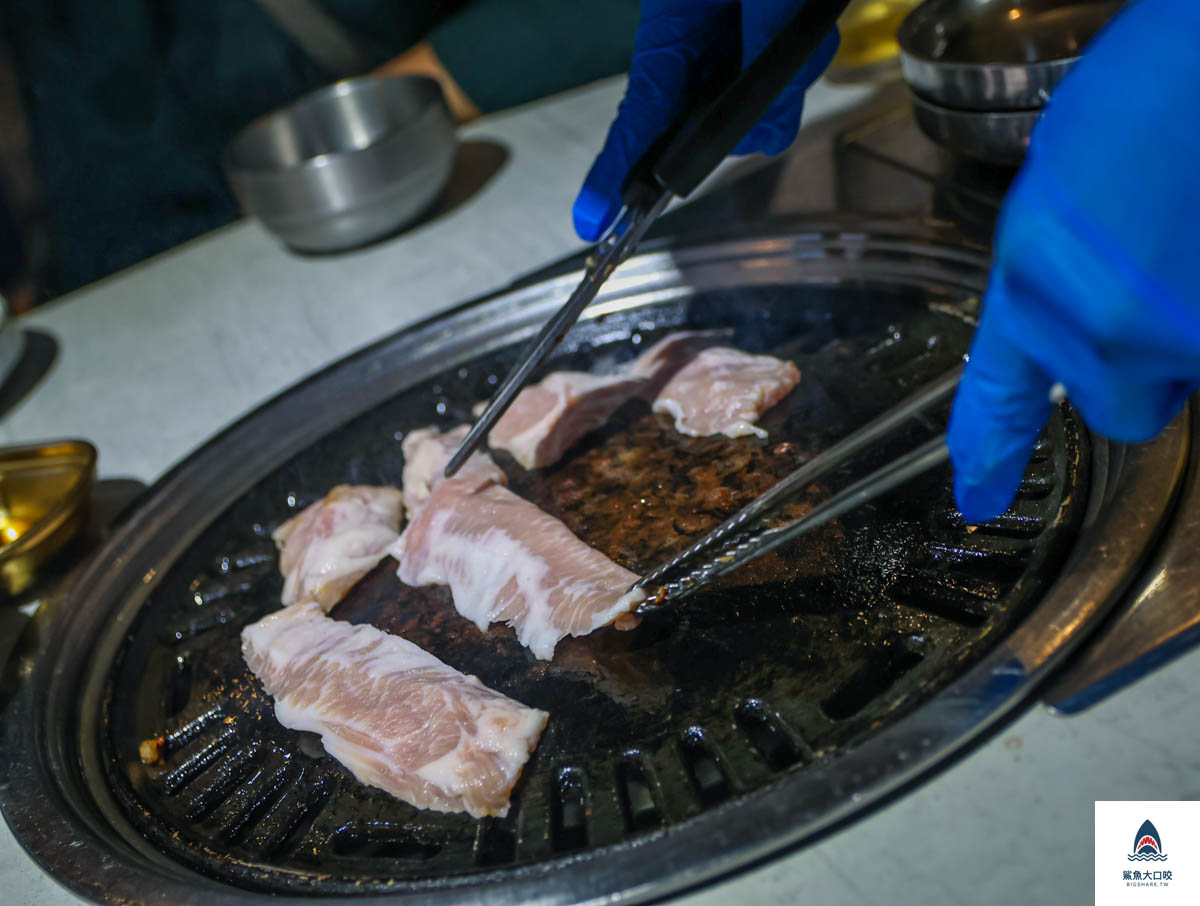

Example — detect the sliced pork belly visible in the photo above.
[653,346,800,439]
[242,602,546,818]
[629,329,727,397]
[482,330,725,470]
[274,485,404,611]
[401,425,506,519]
[390,427,645,659]
[488,371,646,469]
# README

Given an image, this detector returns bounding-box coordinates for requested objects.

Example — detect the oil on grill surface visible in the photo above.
[102,282,1085,893]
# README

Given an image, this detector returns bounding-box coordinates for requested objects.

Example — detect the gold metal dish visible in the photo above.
[0,440,97,597]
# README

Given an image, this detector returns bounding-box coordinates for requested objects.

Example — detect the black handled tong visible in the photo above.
[444,0,852,477]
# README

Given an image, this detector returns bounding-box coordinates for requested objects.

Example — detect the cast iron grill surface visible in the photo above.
[101,281,1084,894]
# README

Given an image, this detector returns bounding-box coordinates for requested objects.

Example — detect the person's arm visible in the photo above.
[375,0,641,124]
[374,43,481,123]
[946,0,1200,523]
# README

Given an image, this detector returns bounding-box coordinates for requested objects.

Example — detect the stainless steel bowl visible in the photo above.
[898,0,1121,110]
[910,92,1040,166]
[225,75,457,252]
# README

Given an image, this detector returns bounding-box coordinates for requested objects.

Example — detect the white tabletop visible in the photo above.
[2,75,1196,906]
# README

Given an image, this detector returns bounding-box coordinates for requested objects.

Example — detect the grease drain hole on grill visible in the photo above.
[475,820,517,867]
[616,752,664,831]
[679,727,733,806]
[551,767,589,851]
[332,822,444,860]
[734,700,806,771]
[821,637,927,721]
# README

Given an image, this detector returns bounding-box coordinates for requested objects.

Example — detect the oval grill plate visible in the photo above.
[100,268,1084,892]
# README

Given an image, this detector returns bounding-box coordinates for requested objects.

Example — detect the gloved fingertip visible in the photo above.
[572,186,622,243]
[954,474,1018,526]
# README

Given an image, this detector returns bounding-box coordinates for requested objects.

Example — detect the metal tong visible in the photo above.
[634,366,963,609]
[445,0,854,478]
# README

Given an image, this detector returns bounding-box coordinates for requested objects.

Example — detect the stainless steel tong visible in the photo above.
[445,0,855,478]
[633,366,963,609]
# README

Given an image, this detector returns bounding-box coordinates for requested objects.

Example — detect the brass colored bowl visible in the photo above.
[0,440,97,597]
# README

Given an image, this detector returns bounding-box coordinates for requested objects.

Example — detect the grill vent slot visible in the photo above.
[184,742,264,821]
[474,820,517,867]
[1016,472,1056,501]
[616,752,663,831]
[260,774,335,859]
[331,822,444,860]
[888,569,998,626]
[164,655,193,717]
[214,547,274,575]
[938,509,1048,540]
[679,728,732,805]
[163,726,238,795]
[164,608,241,645]
[190,571,265,606]
[821,641,926,720]
[925,542,1029,582]
[217,761,301,843]
[550,768,589,852]
[734,701,804,771]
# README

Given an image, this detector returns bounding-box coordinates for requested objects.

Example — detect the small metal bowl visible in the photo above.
[910,92,1041,167]
[0,439,97,597]
[898,0,1121,110]
[225,75,457,253]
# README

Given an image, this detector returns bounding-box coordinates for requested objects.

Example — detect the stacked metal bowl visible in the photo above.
[898,0,1122,166]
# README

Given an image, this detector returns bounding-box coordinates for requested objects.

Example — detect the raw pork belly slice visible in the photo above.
[391,426,645,660]
[628,329,727,397]
[401,425,505,520]
[242,601,547,818]
[652,346,800,439]
[482,330,725,470]
[488,371,646,469]
[274,485,404,611]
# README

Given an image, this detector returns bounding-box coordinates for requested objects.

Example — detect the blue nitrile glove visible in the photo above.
[573,0,839,241]
[947,0,1200,524]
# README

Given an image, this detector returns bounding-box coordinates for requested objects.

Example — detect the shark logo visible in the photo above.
[1128,819,1168,862]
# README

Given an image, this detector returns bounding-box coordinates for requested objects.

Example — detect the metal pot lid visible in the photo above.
[0,228,1185,905]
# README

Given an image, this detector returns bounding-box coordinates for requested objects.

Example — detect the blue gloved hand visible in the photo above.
[572,0,839,241]
[947,0,1200,524]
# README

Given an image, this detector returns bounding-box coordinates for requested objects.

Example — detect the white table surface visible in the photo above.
[2,75,1197,906]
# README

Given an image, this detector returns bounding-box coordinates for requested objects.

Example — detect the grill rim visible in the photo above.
[0,228,1187,906]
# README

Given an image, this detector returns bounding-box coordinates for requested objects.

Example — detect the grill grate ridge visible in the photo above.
[887,569,1002,626]
[163,725,239,795]
[936,509,1049,540]
[331,821,445,860]
[923,541,1031,581]
[183,741,266,821]
[256,771,336,859]
[215,760,303,844]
